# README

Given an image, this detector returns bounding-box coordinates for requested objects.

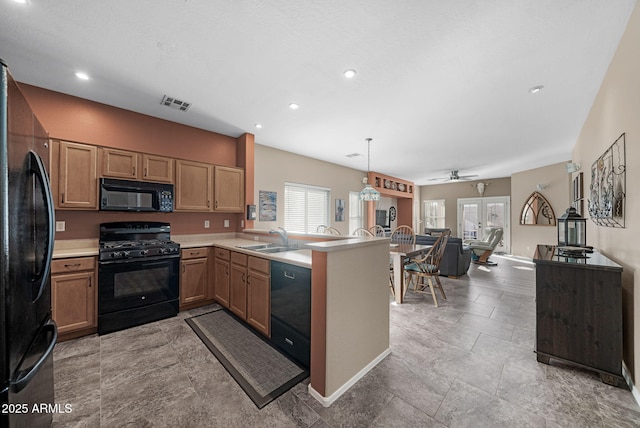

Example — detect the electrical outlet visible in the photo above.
[224,219,230,228]
[204,220,210,228]
[240,220,244,228]
[55,221,65,232]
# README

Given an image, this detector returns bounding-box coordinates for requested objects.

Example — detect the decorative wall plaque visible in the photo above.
[588,133,626,228]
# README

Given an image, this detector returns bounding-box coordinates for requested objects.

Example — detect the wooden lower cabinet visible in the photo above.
[180,247,211,310]
[51,257,97,339]
[213,248,231,307]
[247,256,270,337]
[229,252,248,319]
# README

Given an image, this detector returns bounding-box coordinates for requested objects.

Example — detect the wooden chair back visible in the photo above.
[325,226,341,235]
[390,225,416,245]
[352,227,374,237]
[369,225,386,237]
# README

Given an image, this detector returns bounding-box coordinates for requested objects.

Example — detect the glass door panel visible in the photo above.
[457,196,510,253]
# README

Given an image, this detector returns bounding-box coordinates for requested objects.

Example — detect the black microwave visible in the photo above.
[99,178,174,212]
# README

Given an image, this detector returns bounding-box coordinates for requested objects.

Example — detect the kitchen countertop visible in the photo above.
[52,232,387,268]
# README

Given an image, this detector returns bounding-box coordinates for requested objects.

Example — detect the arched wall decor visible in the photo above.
[520,191,556,226]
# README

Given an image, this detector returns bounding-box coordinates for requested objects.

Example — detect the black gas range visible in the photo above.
[99,222,180,261]
[98,222,181,334]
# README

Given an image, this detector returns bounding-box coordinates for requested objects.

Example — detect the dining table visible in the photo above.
[389,243,433,303]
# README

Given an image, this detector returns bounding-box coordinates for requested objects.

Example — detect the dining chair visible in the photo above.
[388,225,416,295]
[390,225,416,245]
[369,225,386,237]
[404,230,450,307]
[325,226,341,235]
[352,227,374,237]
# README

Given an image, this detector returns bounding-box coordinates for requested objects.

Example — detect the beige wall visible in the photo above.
[254,144,366,234]
[418,177,511,236]
[571,2,640,384]
[511,162,571,258]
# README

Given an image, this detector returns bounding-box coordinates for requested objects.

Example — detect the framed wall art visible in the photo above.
[588,133,626,228]
[259,190,277,221]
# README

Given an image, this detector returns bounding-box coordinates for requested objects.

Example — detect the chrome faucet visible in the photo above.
[269,227,289,247]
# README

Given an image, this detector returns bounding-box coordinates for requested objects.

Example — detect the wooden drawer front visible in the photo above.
[248,256,269,274]
[181,247,209,260]
[214,247,230,261]
[231,251,247,266]
[51,257,95,274]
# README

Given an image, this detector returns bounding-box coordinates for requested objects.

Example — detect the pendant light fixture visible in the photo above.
[359,138,381,201]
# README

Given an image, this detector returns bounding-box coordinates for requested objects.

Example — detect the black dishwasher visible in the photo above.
[270,261,311,368]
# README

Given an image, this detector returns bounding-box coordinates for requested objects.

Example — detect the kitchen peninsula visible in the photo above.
[52,230,390,407]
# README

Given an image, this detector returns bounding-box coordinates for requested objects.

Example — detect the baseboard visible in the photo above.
[622,361,640,406]
[308,348,391,407]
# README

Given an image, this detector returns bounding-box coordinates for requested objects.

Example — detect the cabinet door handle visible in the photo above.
[183,265,186,273]
[88,277,92,288]
[225,266,229,275]
[207,200,210,208]
[190,251,200,256]
[242,273,246,282]
[64,263,82,268]
[144,167,147,177]
[61,192,65,204]
[132,166,136,175]
[215,201,218,209]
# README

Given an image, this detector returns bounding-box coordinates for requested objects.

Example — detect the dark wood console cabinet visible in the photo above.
[534,245,624,386]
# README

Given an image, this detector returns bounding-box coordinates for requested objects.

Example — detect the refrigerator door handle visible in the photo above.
[10,319,58,393]
[29,150,55,302]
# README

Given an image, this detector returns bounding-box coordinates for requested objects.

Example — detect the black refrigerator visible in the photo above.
[1,60,57,427]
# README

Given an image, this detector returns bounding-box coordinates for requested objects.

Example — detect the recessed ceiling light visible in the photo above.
[75,71,89,80]
[344,69,357,79]
[529,85,544,94]
[255,124,263,129]
[289,103,299,110]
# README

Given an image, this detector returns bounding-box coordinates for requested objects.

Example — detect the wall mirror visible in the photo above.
[520,191,556,225]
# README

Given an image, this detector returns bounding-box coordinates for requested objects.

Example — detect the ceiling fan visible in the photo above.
[428,170,479,182]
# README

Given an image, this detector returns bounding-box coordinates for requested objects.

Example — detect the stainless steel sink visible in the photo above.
[254,246,297,254]
[235,243,274,250]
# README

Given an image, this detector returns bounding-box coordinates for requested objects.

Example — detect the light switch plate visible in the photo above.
[55,221,65,232]
[224,219,230,228]
[204,220,210,228]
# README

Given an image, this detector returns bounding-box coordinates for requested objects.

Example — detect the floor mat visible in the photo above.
[186,308,308,408]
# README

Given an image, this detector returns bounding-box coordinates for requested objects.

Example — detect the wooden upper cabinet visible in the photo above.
[102,149,173,183]
[214,166,245,212]
[175,159,213,211]
[142,154,173,183]
[56,140,98,209]
[101,148,138,179]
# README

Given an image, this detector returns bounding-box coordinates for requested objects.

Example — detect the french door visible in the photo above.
[457,196,510,254]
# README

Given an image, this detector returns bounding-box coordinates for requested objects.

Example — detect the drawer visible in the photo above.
[230,251,247,266]
[181,247,209,260]
[51,257,95,274]
[214,247,230,261]
[248,256,269,274]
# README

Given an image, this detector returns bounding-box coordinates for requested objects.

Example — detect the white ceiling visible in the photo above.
[1,0,636,185]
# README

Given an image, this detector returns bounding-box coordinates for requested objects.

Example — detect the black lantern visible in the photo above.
[557,207,586,247]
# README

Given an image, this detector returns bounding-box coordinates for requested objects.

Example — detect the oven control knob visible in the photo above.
[123,251,131,258]
[140,249,149,256]
[111,251,122,258]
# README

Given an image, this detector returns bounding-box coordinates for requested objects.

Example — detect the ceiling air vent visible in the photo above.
[160,95,191,112]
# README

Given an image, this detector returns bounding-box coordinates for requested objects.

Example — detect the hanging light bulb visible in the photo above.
[359,138,381,201]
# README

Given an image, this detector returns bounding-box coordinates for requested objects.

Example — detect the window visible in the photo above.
[348,191,364,234]
[423,199,445,230]
[284,183,330,233]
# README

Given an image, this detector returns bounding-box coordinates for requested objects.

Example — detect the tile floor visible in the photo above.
[53,255,640,427]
